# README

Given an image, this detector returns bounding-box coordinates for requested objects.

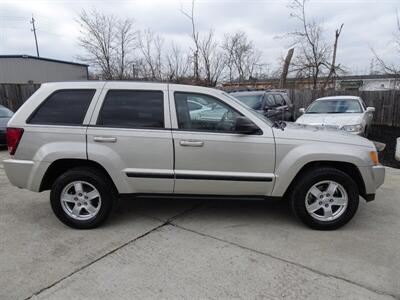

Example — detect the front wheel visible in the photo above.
[50,167,117,229]
[290,167,359,230]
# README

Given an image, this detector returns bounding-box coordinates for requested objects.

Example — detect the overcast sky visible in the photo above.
[1,0,399,75]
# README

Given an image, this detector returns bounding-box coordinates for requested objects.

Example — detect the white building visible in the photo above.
[0,55,89,84]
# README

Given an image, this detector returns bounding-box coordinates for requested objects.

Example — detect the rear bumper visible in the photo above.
[3,159,49,192]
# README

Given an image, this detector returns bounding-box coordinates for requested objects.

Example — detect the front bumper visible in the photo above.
[358,164,385,201]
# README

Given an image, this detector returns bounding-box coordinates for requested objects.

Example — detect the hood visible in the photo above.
[0,117,10,130]
[273,122,373,149]
[296,113,363,128]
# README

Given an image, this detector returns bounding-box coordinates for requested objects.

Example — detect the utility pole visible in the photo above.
[30,15,40,57]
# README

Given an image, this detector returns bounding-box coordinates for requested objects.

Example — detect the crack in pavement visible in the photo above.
[169,222,398,300]
[25,201,398,300]
[24,203,202,300]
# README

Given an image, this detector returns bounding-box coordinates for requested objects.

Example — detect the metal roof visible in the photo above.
[0,55,88,67]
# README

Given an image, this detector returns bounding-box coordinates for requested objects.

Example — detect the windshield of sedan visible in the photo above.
[232,94,263,110]
[306,99,362,114]
[0,106,13,118]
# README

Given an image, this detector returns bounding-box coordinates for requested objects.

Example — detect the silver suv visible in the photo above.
[3,82,385,230]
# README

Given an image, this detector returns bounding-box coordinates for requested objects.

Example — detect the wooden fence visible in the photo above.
[0,84,40,112]
[1,84,400,127]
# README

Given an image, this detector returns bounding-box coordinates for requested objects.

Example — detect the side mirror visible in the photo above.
[235,116,261,134]
[366,107,375,113]
[299,108,305,114]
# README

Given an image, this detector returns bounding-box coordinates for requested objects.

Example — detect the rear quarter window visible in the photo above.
[28,89,95,125]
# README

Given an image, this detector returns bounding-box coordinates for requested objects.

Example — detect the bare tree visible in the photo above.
[165,43,190,82]
[77,10,138,80]
[222,31,261,84]
[199,30,225,86]
[322,23,344,88]
[288,0,344,89]
[77,10,116,79]
[138,29,164,80]
[372,12,400,75]
[180,0,201,82]
[115,19,137,79]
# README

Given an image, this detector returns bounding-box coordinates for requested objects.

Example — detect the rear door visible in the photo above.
[87,82,174,194]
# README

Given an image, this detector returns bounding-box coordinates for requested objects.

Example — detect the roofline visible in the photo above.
[0,55,89,67]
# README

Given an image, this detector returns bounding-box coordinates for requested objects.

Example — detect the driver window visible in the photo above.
[174,92,241,133]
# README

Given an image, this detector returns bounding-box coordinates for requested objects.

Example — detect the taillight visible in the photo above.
[6,128,24,155]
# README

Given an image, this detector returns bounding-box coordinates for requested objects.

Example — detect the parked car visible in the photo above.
[229,90,294,121]
[188,99,211,119]
[3,82,384,230]
[296,96,374,136]
[0,105,13,146]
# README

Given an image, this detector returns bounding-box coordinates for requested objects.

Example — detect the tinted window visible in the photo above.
[175,92,244,133]
[0,105,13,118]
[265,95,276,107]
[98,90,164,128]
[29,89,95,125]
[274,94,286,106]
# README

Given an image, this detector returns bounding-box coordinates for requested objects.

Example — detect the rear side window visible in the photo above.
[98,90,164,129]
[28,89,95,125]
[273,94,286,106]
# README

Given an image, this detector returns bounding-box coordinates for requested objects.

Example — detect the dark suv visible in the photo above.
[229,90,294,122]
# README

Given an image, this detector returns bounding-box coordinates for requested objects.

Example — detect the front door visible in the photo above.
[169,87,276,196]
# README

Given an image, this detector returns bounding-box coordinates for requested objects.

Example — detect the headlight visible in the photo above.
[342,124,363,132]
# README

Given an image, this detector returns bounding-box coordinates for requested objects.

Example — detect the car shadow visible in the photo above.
[108,196,297,227]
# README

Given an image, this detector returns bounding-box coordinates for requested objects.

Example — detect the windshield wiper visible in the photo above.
[272,120,286,130]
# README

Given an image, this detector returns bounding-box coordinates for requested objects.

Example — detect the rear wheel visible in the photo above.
[50,167,117,229]
[290,167,359,230]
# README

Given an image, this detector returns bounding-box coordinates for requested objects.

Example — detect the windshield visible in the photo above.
[0,106,13,118]
[306,99,362,114]
[222,92,273,126]
[233,94,263,110]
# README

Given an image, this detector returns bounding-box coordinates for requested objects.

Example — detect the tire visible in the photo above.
[50,167,117,229]
[290,167,359,230]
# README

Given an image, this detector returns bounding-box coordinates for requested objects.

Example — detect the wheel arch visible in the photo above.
[40,158,118,195]
[282,161,367,200]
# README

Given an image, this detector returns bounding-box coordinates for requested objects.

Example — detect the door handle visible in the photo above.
[93,136,117,143]
[179,140,204,147]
